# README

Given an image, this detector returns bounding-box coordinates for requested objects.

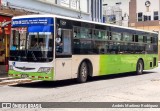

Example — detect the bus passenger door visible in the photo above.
[55,29,72,80]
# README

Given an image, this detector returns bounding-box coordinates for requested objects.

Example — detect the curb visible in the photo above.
[0,79,32,86]
[0,77,13,81]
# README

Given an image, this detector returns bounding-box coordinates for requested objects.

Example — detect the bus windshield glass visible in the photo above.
[10,27,53,62]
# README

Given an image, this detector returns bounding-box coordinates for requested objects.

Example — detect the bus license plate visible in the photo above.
[21,74,28,78]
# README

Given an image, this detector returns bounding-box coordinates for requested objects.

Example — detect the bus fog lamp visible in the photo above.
[38,67,51,73]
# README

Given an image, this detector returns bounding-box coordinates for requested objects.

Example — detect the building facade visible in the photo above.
[129,0,160,60]
[129,0,160,29]
[91,0,103,22]
[103,0,130,26]
[1,0,103,22]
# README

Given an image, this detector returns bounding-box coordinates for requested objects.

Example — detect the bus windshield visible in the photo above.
[10,27,53,62]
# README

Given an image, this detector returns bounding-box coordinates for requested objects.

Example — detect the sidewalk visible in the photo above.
[0,73,32,86]
[0,72,8,81]
[0,65,32,85]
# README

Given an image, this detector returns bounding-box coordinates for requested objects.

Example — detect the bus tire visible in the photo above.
[77,61,88,83]
[136,60,144,75]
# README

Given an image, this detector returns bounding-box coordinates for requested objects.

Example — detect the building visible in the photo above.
[129,0,160,60]
[103,0,130,26]
[91,0,103,22]
[129,0,160,31]
[1,0,103,22]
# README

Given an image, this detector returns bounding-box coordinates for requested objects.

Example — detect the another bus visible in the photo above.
[9,15,158,83]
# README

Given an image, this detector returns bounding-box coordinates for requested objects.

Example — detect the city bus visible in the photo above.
[9,14,158,83]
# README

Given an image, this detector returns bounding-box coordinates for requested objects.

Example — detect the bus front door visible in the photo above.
[55,29,72,80]
[55,58,72,80]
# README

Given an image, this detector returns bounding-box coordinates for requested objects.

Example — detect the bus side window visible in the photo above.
[147,36,151,43]
[135,35,138,42]
[143,36,147,43]
[73,27,79,38]
[63,30,71,54]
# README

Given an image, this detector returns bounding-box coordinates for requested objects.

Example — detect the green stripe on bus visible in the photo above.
[99,54,158,75]
[8,69,54,81]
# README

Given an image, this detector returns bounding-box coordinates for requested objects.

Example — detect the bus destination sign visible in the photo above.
[12,17,53,27]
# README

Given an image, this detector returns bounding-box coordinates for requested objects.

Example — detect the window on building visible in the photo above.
[56,0,89,13]
[37,0,56,4]
[71,0,80,10]
[80,0,89,13]
[108,15,116,23]
[154,11,159,20]
[138,12,143,21]
[144,16,147,21]
[144,15,151,21]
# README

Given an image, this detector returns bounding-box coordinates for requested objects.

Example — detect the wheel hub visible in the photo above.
[82,66,87,78]
[138,63,142,73]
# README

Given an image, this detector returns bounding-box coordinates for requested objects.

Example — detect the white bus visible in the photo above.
[9,15,158,83]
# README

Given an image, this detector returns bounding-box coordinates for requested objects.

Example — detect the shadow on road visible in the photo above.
[10,71,156,88]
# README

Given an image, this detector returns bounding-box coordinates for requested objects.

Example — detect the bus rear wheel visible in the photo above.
[77,62,88,83]
[136,60,144,75]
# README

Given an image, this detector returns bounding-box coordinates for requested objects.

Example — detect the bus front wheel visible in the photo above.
[136,60,144,75]
[77,62,88,83]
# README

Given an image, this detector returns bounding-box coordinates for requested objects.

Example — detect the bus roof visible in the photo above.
[13,14,158,34]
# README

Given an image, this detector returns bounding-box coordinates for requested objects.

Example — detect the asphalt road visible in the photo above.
[0,65,160,111]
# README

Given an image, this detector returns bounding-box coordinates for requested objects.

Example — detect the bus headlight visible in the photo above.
[38,67,52,73]
[9,65,13,70]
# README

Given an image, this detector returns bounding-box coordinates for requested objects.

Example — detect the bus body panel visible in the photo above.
[8,54,158,81]
[71,55,100,78]
[54,58,72,80]
[71,54,158,78]
[99,54,158,75]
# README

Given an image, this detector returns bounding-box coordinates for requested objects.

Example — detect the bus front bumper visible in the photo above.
[8,69,54,81]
